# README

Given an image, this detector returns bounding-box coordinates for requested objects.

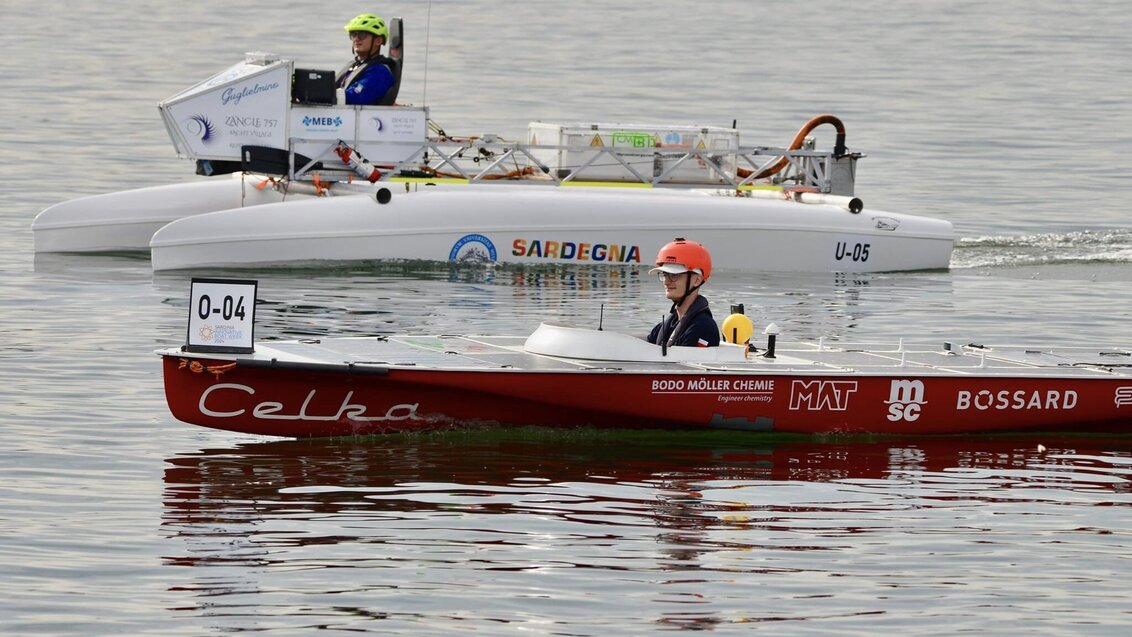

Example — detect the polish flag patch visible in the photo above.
[697,338,709,347]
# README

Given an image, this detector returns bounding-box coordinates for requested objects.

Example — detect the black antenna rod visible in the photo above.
[598,304,604,331]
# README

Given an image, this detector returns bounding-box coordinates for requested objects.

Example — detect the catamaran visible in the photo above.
[32,19,954,273]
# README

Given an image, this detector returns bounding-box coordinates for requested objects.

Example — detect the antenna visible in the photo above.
[422,1,432,105]
[598,304,604,331]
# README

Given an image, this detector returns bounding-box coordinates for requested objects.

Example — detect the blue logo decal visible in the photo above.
[301,115,343,128]
[664,131,682,145]
[186,114,215,143]
[449,234,497,263]
[371,117,383,132]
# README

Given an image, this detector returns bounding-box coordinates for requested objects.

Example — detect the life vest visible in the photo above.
[337,55,401,106]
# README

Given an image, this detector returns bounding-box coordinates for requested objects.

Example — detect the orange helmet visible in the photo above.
[649,237,712,281]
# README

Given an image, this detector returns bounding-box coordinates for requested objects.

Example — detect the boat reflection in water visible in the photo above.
[161,431,1132,631]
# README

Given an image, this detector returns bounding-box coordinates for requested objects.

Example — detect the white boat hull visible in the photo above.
[32,176,287,253]
[148,184,954,272]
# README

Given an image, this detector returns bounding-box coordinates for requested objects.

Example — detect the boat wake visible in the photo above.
[952,229,1132,270]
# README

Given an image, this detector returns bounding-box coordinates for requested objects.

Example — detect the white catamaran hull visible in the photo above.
[148,184,954,272]
[31,176,289,253]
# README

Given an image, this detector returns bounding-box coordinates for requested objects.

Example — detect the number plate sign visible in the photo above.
[186,278,257,353]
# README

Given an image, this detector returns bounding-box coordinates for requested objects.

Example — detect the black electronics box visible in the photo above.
[292,68,336,105]
[240,145,321,175]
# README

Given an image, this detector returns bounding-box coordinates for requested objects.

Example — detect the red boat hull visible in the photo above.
[162,355,1132,437]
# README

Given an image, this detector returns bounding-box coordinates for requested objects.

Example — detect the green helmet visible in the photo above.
[344,13,388,38]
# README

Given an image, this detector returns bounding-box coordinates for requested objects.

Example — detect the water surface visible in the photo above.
[2,1,1131,634]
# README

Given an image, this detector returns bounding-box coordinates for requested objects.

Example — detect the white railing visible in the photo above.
[281,135,861,195]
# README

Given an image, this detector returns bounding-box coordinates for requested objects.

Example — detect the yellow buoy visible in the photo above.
[721,313,754,344]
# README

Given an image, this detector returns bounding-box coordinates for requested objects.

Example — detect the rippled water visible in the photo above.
[3,0,1132,634]
[160,432,1132,634]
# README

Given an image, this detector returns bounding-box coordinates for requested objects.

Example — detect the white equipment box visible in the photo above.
[527,122,739,185]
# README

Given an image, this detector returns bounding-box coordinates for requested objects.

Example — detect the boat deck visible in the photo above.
[241,335,1132,378]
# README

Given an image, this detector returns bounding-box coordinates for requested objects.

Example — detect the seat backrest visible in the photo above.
[379,17,404,106]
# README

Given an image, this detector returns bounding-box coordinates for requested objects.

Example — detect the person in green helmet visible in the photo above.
[338,13,398,105]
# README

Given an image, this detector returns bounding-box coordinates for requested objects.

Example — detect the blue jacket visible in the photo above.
[339,58,395,105]
[647,296,720,348]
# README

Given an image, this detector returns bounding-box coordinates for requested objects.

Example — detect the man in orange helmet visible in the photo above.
[646,238,720,348]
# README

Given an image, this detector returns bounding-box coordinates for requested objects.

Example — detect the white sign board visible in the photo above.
[289,105,429,164]
[355,106,429,162]
[186,278,257,353]
[160,58,292,161]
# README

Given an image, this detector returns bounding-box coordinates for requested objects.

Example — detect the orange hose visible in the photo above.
[738,114,847,180]
[418,165,537,180]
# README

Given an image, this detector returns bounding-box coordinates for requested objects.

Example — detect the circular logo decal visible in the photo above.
[186,114,216,143]
[449,234,498,263]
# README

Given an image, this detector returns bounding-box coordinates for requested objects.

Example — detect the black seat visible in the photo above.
[378,17,404,106]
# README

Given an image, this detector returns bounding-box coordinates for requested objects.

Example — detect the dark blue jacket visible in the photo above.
[647,296,720,348]
[338,58,395,105]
